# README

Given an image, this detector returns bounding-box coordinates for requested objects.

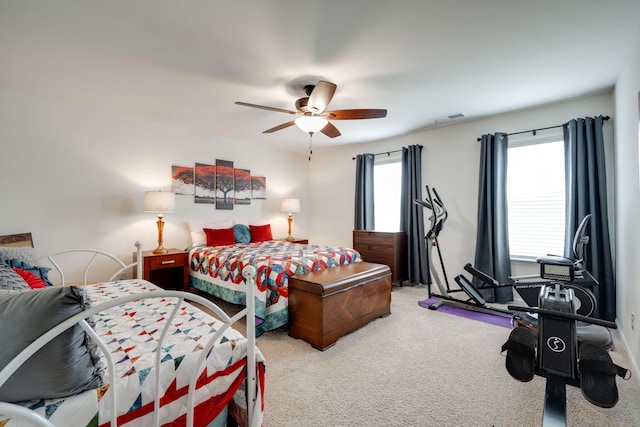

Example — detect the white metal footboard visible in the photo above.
[41,241,144,285]
[0,266,261,427]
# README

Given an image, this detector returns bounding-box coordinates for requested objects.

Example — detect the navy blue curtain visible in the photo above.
[474,133,512,303]
[564,116,615,321]
[354,153,375,230]
[400,145,428,285]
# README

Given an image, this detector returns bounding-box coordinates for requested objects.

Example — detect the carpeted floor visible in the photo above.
[198,285,640,426]
[257,285,640,427]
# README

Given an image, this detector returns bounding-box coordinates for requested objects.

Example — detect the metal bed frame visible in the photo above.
[0,241,261,427]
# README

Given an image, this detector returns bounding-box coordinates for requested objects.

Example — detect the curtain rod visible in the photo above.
[351,149,404,160]
[475,116,610,141]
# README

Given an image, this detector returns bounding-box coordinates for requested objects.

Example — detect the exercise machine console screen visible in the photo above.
[540,257,575,283]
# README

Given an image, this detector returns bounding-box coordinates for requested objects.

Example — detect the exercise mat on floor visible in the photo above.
[418,296,513,328]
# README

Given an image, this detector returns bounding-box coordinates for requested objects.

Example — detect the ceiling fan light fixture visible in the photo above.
[295,116,328,134]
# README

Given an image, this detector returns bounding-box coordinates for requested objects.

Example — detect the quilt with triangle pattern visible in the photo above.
[1,279,265,427]
[189,240,362,336]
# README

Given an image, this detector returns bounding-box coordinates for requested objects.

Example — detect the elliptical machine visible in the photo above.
[415,186,512,317]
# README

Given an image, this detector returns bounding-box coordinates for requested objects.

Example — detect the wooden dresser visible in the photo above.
[352,230,408,285]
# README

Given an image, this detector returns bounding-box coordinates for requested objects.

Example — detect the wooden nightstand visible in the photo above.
[278,238,309,244]
[135,249,189,291]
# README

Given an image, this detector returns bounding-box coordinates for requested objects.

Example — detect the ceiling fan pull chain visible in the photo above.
[308,132,313,161]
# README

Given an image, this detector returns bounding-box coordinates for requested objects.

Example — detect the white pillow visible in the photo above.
[188,220,234,246]
[247,219,269,226]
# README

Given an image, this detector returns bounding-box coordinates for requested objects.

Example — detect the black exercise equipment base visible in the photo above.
[507,302,618,427]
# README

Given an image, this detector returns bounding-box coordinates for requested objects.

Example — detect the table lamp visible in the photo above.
[280,198,301,241]
[144,190,176,254]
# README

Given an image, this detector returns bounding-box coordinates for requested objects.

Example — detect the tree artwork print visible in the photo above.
[251,176,266,199]
[216,159,234,209]
[234,168,251,205]
[172,165,195,195]
[194,163,215,204]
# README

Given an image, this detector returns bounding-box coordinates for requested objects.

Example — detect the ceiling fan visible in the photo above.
[235,80,387,138]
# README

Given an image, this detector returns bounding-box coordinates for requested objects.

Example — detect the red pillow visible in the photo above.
[13,268,48,289]
[249,224,273,242]
[203,227,236,246]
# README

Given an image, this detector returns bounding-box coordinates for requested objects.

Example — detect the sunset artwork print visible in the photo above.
[234,168,251,205]
[194,163,216,204]
[251,176,266,199]
[216,159,234,210]
[171,165,194,195]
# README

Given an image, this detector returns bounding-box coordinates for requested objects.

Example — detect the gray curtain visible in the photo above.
[564,116,615,321]
[354,153,375,230]
[400,145,428,285]
[474,133,512,302]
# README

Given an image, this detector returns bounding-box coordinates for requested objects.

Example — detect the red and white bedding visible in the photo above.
[189,240,362,335]
[2,279,265,427]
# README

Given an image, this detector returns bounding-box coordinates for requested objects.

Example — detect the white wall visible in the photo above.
[311,81,640,374]
[0,88,310,276]
[613,29,640,376]
[310,93,614,278]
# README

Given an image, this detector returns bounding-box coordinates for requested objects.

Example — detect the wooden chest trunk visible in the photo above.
[287,262,392,350]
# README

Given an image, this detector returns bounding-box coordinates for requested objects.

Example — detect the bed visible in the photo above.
[187,222,363,336]
[0,235,265,427]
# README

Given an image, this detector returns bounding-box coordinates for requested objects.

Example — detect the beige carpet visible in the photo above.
[255,285,640,427]
[198,286,640,426]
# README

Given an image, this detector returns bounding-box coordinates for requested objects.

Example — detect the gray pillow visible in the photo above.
[0,247,40,267]
[233,223,251,243]
[0,286,104,402]
[0,263,31,291]
[0,259,53,287]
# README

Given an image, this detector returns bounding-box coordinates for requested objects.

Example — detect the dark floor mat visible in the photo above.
[501,326,536,382]
[578,343,630,408]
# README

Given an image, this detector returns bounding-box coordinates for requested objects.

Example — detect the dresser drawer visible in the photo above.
[353,232,395,246]
[355,244,395,259]
[148,254,186,270]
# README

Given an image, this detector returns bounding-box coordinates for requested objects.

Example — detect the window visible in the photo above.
[374,154,402,231]
[507,136,565,259]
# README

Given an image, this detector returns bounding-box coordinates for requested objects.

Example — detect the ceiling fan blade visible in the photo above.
[325,109,387,120]
[263,121,296,133]
[307,81,337,114]
[235,101,297,115]
[320,122,341,138]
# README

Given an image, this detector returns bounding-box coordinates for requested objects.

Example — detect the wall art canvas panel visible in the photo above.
[194,163,216,204]
[216,159,234,210]
[171,165,195,195]
[251,176,267,199]
[234,168,251,205]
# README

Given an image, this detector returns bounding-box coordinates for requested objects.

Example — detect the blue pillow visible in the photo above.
[0,259,54,286]
[233,224,251,244]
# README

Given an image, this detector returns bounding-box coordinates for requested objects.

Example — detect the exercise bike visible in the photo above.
[509,214,599,319]
[415,186,613,350]
[501,257,631,426]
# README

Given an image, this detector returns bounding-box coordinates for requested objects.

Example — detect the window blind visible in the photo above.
[507,137,565,260]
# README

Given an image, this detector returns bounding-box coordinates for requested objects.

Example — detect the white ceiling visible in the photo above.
[2,1,639,154]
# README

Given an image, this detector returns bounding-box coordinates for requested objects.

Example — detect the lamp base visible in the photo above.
[153,246,168,255]
[285,236,295,242]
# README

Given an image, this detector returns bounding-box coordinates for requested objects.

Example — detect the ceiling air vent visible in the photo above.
[433,112,465,125]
